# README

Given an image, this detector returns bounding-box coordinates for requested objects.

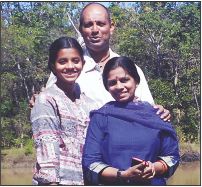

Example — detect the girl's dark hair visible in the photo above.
[48,36,84,72]
[102,56,140,90]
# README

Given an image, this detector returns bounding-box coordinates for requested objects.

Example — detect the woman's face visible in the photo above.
[53,48,84,85]
[107,67,137,103]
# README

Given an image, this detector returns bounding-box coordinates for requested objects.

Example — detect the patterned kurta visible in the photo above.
[30,83,98,185]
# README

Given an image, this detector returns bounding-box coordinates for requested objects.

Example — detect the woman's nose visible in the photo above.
[116,81,124,89]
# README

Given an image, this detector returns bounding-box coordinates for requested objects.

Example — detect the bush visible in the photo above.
[24,139,34,156]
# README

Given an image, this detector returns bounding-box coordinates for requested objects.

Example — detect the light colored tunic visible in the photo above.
[30,83,98,185]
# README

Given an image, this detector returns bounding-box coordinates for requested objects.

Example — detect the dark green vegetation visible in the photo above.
[1,2,200,150]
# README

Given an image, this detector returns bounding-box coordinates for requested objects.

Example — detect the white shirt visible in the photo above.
[46,48,154,107]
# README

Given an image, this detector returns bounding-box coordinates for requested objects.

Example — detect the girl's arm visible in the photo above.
[31,94,61,184]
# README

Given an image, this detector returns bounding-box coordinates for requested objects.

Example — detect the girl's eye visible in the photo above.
[58,59,66,64]
[72,58,81,64]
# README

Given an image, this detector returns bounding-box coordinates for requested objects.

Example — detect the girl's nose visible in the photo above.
[66,62,74,69]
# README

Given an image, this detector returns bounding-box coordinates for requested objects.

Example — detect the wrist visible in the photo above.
[117,170,130,184]
[154,160,168,175]
[117,170,126,182]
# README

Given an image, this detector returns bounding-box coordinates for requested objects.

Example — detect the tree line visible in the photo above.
[1,2,200,148]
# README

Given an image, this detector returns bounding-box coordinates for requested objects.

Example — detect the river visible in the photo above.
[1,161,200,185]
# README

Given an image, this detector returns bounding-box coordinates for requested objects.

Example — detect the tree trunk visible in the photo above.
[17,63,30,101]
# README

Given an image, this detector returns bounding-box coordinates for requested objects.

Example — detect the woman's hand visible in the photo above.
[122,161,155,182]
[153,104,171,122]
[141,161,155,179]
[121,162,146,181]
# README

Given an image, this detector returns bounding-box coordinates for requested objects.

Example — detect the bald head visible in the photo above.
[79,3,111,28]
[78,2,115,53]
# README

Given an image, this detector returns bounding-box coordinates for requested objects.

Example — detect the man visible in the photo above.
[35,2,170,120]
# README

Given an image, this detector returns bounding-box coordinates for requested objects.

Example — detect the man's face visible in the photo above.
[79,4,114,52]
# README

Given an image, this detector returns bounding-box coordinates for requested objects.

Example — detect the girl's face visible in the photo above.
[53,48,84,85]
[107,67,137,103]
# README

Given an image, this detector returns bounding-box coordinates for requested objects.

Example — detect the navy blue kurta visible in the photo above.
[82,101,180,185]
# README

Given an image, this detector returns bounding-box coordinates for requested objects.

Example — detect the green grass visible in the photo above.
[2,147,35,157]
[1,147,35,169]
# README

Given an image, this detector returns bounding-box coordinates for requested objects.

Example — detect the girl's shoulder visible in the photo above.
[80,92,99,111]
[36,84,61,104]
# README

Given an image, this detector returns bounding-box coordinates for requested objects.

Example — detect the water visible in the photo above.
[1,167,33,185]
[1,161,200,185]
[167,161,200,185]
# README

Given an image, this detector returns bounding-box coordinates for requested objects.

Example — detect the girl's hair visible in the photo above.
[102,56,140,90]
[48,36,84,72]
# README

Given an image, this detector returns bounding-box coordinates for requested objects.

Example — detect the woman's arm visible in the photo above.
[31,95,61,184]
[141,130,180,179]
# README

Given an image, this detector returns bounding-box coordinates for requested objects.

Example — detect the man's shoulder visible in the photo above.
[109,48,119,58]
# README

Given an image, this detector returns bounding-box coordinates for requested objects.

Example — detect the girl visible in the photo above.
[31,37,98,185]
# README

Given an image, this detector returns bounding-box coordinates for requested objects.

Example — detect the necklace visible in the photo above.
[98,53,110,68]
[100,53,110,63]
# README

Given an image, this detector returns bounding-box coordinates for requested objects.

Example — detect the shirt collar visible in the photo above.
[83,48,115,73]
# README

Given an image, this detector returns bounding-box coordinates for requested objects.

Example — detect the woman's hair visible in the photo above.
[48,36,84,72]
[102,56,140,90]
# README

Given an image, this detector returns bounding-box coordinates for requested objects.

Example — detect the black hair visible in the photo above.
[79,2,111,28]
[48,36,84,73]
[102,56,140,90]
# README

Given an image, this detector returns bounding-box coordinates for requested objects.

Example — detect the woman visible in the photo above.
[30,37,98,185]
[82,56,180,185]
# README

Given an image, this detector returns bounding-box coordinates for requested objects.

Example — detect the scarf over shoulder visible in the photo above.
[90,101,177,138]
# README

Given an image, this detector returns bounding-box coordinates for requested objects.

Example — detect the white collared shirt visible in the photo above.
[46,48,154,107]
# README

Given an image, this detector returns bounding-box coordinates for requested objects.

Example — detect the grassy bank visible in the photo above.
[1,142,200,169]
[1,147,35,169]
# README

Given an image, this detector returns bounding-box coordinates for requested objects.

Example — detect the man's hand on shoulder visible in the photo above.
[29,87,45,109]
[153,104,171,122]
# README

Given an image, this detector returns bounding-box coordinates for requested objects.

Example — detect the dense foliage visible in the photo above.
[1,2,200,148]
